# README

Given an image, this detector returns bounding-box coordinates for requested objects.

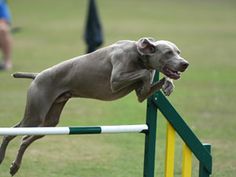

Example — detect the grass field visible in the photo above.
[0,0,236,176]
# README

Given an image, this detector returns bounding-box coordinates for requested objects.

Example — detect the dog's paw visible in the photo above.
[10,161,20,176]
[162,78,174,96]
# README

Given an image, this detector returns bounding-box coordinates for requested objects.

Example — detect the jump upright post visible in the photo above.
[0,72,212,177]
[144,72,213,177]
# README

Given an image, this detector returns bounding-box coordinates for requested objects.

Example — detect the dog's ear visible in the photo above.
[137,38,156,56]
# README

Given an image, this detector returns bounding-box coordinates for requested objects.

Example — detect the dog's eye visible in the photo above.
[165,51,173,56]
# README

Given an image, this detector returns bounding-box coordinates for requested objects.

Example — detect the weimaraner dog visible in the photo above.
[0,37,188,175]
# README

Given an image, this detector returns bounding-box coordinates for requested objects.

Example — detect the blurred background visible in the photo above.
[0,0,235,176]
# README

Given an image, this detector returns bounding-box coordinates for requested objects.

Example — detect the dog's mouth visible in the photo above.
[162,66,181,80]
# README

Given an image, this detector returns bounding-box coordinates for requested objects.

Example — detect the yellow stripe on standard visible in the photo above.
[182,143,192,177]
[165,122,176,177]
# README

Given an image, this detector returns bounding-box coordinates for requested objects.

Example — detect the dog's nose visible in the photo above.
[180,61,189,71]
[179,61,189,72]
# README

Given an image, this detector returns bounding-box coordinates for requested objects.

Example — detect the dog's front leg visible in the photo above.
[162,77,175,96]
[110,52,153,93]
[136,77,166,102]
[111,69,151,92]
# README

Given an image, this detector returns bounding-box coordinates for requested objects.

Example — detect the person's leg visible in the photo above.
[0,19,12,70]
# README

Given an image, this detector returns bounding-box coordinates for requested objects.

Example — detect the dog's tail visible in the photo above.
[12,72,38,79]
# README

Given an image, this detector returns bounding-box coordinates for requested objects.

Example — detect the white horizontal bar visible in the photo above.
[101,124,148,133]
[0,127,70,136]
[0,124,148,136]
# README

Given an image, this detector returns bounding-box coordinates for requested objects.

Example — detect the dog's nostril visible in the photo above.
[181,62,189,69]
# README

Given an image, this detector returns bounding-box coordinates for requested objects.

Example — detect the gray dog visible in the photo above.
[0,37,188,175]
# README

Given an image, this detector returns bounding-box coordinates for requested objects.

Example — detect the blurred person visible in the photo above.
[84,0,103,53]
[0,0,12,70]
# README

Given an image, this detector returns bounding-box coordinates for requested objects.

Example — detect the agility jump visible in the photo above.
[0,91,213,177]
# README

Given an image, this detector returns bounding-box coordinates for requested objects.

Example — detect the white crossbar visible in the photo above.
[0,127,70,136]
[101,124,148,133]
[0,124,148,136]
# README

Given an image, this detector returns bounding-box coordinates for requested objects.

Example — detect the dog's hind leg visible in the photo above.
[9,94,69,176]
[10,135,44,176]
[44,93,70,127]
[0,85,51,167]
[0,122,21,164]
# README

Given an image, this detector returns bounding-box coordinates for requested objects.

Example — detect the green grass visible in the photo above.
[0,0,236,176]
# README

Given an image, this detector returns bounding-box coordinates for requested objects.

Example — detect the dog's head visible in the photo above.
[137,37,189,80]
